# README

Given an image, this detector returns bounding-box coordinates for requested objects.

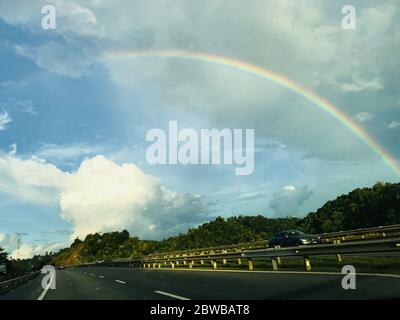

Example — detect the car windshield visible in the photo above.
[289,231,305,236]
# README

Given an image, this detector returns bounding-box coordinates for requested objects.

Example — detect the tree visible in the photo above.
[0,247,8,264]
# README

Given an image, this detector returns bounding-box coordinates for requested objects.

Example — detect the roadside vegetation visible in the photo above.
[1,182,399,277]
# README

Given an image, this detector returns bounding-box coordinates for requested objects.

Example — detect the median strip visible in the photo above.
[155,290,190,300]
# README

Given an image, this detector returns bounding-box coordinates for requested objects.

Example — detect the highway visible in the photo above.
[1,267,400,300]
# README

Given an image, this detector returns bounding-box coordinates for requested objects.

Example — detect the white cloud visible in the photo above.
[387,121,400,129]
[283,185,296,192]
[0,154,208,242]
[0,233,21,253]
[0,1,398,163]
[60,155,207,240]
[9,242,65,260]
[0,110,12,131]
[0,155,67,205]
[341,76,384,93]
[0,98,36,115]
[269,185,313,217]
[0,0,103,38]
[34,143,104,163]
[0,232,65,259]
[14,42,99,78]
[353,112,373,123]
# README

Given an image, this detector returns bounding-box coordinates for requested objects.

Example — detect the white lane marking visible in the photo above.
[37,274,53,301]
[155,290,190,300]
[99,275,105,279]
[115,280,126,284]
[89,273,95,276]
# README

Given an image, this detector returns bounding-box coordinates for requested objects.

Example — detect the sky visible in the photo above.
[0,0,399,259]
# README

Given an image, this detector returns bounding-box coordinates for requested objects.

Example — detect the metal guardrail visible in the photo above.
[135,224,400,262]
[148,240,268,259]
[0,272,39,295]
[81,237,400,272]
[318,224,400,241]
[138,237,400,271]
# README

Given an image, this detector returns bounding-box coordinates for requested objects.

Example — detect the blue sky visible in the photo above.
[0,0,399,258]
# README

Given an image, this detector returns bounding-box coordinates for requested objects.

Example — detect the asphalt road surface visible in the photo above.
[1,268,400,300]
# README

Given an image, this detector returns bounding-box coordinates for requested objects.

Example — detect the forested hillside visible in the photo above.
[2,182,399,268]
[302,182,400,233]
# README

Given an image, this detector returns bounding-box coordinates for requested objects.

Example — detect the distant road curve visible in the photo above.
[1,268,400,300]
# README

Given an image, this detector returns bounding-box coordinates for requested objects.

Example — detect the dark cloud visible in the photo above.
[269,185,313,217]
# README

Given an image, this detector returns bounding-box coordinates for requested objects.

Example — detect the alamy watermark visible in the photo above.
[146,121,255,175]
[341,265,356,290]
[41,265,56,290]
[41,5,56,30]
[341,5,356,30]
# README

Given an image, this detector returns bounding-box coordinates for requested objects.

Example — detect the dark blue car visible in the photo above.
[269,230,320,247]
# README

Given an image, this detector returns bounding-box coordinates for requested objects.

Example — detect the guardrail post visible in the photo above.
[271,258,278,271]
[143,264,146,269]
[274,246,282,264]
[304,256,312,271]
[171,262,175,269]
[191,260,195,267]
[334,240,343,262]
[211,260,217,269]
[183,260,187,265]
[153,263,156,268]
[189,261,193,269]
[200,259,204,265]
[147,264,151,268]
[237,258,242,265]
[158,263,161,268]
[247,258,254,271]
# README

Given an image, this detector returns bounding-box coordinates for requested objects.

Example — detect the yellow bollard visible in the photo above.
[274,246,282,264]
[334,240,343,262]
[189,262,193,269]
[271,258,278,271]
[212,260,217,269]
[247,258,254,271]
[304,257,312,271]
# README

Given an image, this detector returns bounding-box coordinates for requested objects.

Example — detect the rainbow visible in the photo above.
[107,49,400,176]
